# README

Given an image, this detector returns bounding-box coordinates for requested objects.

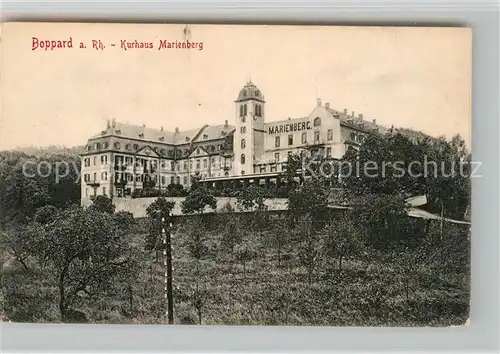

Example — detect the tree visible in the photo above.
[287,178,330,228]
[32,206,139,321]
[184,217,209,324]
[87,195,115,214]
[236,184,268,212]
[181,187,217,215]
[294,215,322,285]
[322,216,362,273]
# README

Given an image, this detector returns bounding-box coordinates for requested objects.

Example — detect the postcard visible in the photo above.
[0,23,472,326]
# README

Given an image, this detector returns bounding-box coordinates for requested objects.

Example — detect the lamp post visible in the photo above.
[160,214,174,324]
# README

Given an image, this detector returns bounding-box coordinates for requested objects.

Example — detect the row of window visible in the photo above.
[87,141,226,157]
[239,103,263,119]
[83,155,108,167]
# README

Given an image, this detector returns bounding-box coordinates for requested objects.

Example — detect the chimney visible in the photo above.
[142,124,146,128]
[106,119,111,129]
[160,126,164,131]
[352,111,355,117]
[224,120,228,128]
[175,127,179,133]
[359,113,363,120]
[317,98,322,107]
[111,118,116,128]
[343,109,347,114]
[325,102,330,109]
[372,119,377,124]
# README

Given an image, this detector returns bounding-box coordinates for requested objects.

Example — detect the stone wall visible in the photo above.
[81,197,289,218]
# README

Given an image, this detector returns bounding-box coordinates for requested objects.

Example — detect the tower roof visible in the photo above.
[235,80,265,102]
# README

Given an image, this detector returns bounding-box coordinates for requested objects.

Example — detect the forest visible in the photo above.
[0,132,471,325]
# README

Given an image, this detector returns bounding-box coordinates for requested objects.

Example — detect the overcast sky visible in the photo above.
[1,23,472,150]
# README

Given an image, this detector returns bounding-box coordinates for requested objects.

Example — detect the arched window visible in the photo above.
[313,117,322,127]
[243,104,247,116]
[210,145,215,152]
[125,144,132,151]
[241,139,246,149]
[350,132,356,142]
[240,105,244,117]
[114,142,121,149]
[241,170,245,175]
[241,154,245,164]
[240,126,246,134]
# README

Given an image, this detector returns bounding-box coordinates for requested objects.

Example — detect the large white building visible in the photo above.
[80,80,386,200]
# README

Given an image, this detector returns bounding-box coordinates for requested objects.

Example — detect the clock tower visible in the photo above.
[233,80,266,176]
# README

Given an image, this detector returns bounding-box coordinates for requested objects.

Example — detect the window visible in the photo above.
[314,131,320,142]
[139,133,144,138]
[350,132,356,142]
[270,165,277,172]
[313,117,321,127]
[85,188,89,197]
[133,144,139,151]
[288,135,293,146]
[184,162,188,171]
[240,126,246,134]
[327,129,333,141]
[126,144,132,151]
[93,172,97,181]
[274,152,279,162]
[260,166,266,173]
[301,132,307,144]
[241,170,245,175]
[162,176,166,185]
[240,105,244,117]
[101,155,107,165]
[243,104,247,116]
[114,142,121,149]
[203,159,207,168]
[275,136,280,147]
[326,147,332,157]
[196,160,200,170]
[183,176,188,185]
[93,156,97,165]
[176,176,180,184]
[241,139,246,149]
[101,172,107,181]
[171,161,175,171]
[241,154,246,164]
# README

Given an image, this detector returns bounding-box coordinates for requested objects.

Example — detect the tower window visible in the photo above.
[243,104,247,116]
[240,126,246,134]
[241,154,245,164]
[288,135,293,146]
[275,136,280,147]
[327,129,333,140]
[313,117,322,127]
[240,105,244,117]
[241,139,246,149]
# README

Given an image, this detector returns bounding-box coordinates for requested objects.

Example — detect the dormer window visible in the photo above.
[115,129,121,135]
[159,136,164,141]
[125,144,131,151]
[114,142,120,149]
[139,133,144,138]
[101,131,106,136]
[133,144,139,150]
[203,134,208,139]
[185,137,190,142]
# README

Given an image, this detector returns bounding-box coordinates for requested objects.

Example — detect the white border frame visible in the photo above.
[1,1,498,352]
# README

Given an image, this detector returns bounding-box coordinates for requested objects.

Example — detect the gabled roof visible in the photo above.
[326,108,388,134]
[89,121,235,146]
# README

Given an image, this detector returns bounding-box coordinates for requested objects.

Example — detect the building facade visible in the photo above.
[80,80,386,201]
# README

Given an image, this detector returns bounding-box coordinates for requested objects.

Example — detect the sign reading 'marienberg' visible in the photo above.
[268,121,312,135]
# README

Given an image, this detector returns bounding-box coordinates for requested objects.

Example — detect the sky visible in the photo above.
[1,23,472,150]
